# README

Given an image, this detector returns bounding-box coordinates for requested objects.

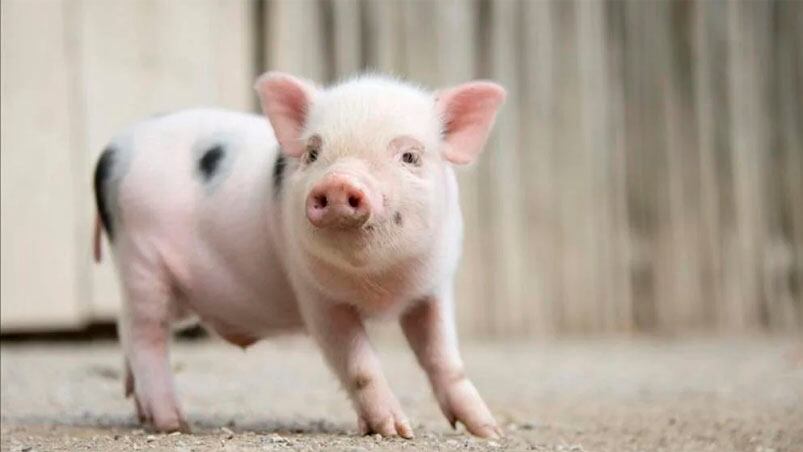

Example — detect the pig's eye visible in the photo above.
[401,151,421,166]
[305,148,319,164]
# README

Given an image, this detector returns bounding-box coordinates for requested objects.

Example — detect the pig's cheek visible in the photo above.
[289,178,313,224]
[281,181,314,251]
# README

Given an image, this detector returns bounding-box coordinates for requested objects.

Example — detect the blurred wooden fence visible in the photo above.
[2,0,801,337]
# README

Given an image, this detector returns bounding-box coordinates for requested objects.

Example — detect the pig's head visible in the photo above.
[255,72,505,272]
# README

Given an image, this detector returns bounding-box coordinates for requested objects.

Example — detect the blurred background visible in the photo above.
[1,0,801,338]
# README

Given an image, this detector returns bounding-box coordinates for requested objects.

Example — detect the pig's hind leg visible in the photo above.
[116,254,189,433]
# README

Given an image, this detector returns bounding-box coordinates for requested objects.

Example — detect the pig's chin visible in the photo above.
[302,221,411,272]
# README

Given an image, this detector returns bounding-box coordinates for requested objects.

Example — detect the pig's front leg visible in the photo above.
[300,296,414,438]
[400,290,501,438]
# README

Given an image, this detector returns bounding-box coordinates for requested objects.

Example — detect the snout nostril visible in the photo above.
[315,195,328,209]
[348,195,361,209]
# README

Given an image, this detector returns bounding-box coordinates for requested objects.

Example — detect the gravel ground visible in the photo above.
[1,335,802,451]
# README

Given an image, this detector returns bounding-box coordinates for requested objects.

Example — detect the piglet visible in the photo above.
[93,72,506,438]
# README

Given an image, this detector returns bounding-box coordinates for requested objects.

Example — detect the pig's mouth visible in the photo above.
[305,214,397,258]
[304,228,376,270]
[313,218,380,241]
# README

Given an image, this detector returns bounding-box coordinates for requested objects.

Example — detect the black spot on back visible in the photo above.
[94,146,116,240]
[273,151,286,196]
[198,144,225,181]
[393,211,403,226]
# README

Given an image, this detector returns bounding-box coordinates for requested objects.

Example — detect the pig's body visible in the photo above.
[103,110,300,342]
[96,74,504,438]
[104,108,461,339]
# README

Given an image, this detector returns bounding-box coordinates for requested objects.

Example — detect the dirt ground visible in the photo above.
[1,335,801,451]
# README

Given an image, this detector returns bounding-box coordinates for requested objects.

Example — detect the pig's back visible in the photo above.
[101,109,301,339]
[108,109,275,240]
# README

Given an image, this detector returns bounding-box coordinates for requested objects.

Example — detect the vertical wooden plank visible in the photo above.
[331,0,362,79]
[726,0,772,330]
[621,1,673,332]
[603,1,634,332]
[693,0,730,330]
[645,1,684,333]
[551,1,597,333]
[520,0,558,336]
[0,0,87,331]
[213,1,258,109]
[662,1,705,329]
[576,0,606,332]
[361,0,404,73]
[400,0,439,86]
[762,0,801,330]
[265,0,326,82]
[773,0,803,328]
[80,0,256,320]
[577,0,632,332]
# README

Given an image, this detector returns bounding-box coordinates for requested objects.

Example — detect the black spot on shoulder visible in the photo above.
[273,151,286,196]
[198,144,225,181]
[94,146,116,240]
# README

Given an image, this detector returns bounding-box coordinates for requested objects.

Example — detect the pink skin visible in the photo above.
[259,72,506,438]
[295,285,414,438]
[306,173,372,229]
[102,73,505,437]
[401,292,502,438]
[116,239,189,433]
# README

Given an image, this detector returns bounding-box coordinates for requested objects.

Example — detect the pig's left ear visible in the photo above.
[435,81,506,165]
[254,71,318,158]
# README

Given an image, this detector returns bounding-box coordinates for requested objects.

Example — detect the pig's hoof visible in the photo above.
[132,396,190,433]
[145,418,191,434]
[438,378,501,438]
[470,423,503,439]
[357,415,414,439]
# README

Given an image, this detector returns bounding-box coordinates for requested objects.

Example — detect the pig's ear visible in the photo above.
[255,72,318,158]
[435,81,506,165]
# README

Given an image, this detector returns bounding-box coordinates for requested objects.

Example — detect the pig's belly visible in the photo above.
[178,246,304,345]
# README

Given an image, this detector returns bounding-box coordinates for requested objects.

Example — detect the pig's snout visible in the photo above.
[306,174,372,229]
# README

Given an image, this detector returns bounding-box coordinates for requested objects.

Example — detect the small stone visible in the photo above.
[488,440,501,448]
[267,433,288,443]
[372,434,382,441]
[520,421,538,430]
[169,431,182,436]
[145,435,157,442]
[221,427,234,439]
[446,439,460,447]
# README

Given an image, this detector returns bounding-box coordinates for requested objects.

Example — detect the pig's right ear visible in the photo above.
[254,72,318,158]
